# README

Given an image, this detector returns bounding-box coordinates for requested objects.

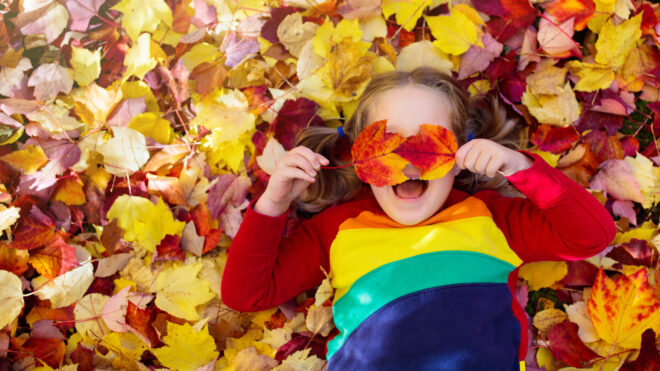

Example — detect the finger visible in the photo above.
[462,146,481,172]
[318,154,330,166]
[455,140,475,169]
[293,146,322,169]
[474,151,492,175]
[283,153,317,177]
[283,166,316,183]
[485,158,502,177]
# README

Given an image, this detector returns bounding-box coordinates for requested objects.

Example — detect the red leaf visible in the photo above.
[126,302,160,347]
[351,120,408,187]
[29,234,79,279]
[12,205,56,250]
[271,98,324,150]
[530,124,580,154]
[260,7,299,44]
[547,322,600,367]
[620,329,660,371]
[12,336,65,368]
[582,130,625,162]
[544,0,595,31]
[607,239,655,267]
[70,343,95,371]
[154,234,185,262]
[393,124,457,180]
[559,260,599,286]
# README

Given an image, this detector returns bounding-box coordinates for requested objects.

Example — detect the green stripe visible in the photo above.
[327,251,516,360]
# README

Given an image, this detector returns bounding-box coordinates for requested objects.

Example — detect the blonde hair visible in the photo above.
[294,66,523,213]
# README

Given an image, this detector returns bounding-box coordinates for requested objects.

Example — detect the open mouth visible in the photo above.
[393,179,429,199]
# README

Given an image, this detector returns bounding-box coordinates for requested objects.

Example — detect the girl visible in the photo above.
[221,67,616,370]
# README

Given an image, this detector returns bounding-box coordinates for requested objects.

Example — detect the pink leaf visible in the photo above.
[64,0,104,31]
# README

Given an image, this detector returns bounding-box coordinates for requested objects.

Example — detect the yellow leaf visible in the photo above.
[316,37,373,100]
[467,79,490,96]
[26,103,82,134]
[527,64,567,96]
[155,263,215,321]
[382,0,432,32]
[124,33,158,80]
[272,348,325,370]
[566,61,614,92]
[72,83,123,125]
[588,268,660,349]
[519,261,568,290]
[312,18,367,59]
[112,0,173,42]
[529,150,560,168]
[32,262,94,308]
[128,112,172,144]
[0,206,21,231]
[624,153,660,208]
[619,44,658,92]
[532,308,567,334]
[425,9,479,55]
[595,14,642,70]
[102,332,148,360]
[0,270,23,329]
[181,42,221,72]
[203,129,254,173]
[536,347,559,371]
[612,221,657,245]
[70,46,101,87]
[98,127,150,176]
[152,322,219,371]
[106,195,185,252]
[0,144,47,174]
[120,81,159,112]
[53,176,86,205]
[396,40,452,74]
[521,82,581,127]
[74,293,110,341]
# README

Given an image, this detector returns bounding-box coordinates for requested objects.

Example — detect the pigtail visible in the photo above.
[293,126,363,213]
[454,94,526,194]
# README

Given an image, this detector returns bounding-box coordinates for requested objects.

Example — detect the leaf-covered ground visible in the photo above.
[0,0,659,370]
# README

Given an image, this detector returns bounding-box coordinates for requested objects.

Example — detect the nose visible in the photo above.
[402,163,422,179]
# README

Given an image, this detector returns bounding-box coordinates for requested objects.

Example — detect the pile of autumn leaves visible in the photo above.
[0,0,659,369]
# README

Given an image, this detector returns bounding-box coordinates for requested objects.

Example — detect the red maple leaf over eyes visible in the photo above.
[350,120,458,186]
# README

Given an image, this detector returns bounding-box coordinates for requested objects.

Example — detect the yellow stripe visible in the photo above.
[520,361,525,371]
[338,195,492,231]
[330,197,522,302]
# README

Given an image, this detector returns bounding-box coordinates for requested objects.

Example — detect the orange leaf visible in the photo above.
[29,234,79,279]
[0,244,29,275]
[351,120,408,187]
[11,206,56,250]
[53,175,86,205]
[587,268,660,349]
[545,0,595,31]
[393,124,457,180]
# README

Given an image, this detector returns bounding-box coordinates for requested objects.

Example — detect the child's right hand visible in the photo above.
[254,146,329,217]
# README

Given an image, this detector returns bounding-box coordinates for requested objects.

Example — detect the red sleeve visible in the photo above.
[221,197,371,312]
[473,151,616,262]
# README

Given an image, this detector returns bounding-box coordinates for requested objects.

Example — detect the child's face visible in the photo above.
[367,84,460,225]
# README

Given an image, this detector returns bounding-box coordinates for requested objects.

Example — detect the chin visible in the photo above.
[371,178,450,226]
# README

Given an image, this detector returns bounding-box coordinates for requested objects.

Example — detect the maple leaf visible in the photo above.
[595,14,642,70]
[151,322,219,370]
[547,321,600,367]
[0,245,29,276]
[0,57,31,97]
[27,63,74,102]
[537,16,580,58]
[589,159,644,204]
[64,0,104,31]
[588,268,660,349]
[112,0,173,42]
[393,124,457,180]
[351,119,408,186]
[396,40,452,74]
[566,61,614,92]
[425,8,480,56]
[154,262,215,321]
[29,234,79,279]
[381,0,431,32]
[13,0,69,43]
[70,46,101,87]
[519,261,568,291]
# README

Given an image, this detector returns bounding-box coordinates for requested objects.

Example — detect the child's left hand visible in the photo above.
[455,139,533,177]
